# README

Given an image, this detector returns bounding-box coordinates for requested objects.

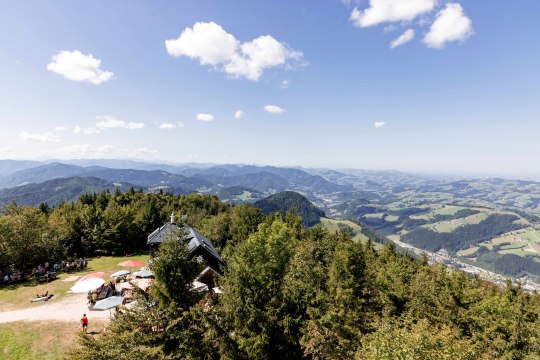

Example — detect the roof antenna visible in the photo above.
[170,212,175,224]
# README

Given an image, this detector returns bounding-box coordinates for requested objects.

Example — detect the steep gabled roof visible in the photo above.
[147,221,227,276]
[147,222,182,244]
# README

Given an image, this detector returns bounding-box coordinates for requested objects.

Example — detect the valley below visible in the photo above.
[3,159,540,284]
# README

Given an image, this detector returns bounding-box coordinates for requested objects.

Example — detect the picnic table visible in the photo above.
[37,272,57,283]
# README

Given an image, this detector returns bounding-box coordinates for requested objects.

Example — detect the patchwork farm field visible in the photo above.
[320,218,370,244]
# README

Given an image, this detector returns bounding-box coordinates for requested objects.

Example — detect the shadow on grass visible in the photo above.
[0,279,39,291]
[0,268,89,292]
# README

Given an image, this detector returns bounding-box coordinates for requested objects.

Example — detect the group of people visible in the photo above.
[1,270,21,284]
[61,258,88,273]
[32,258,88,277]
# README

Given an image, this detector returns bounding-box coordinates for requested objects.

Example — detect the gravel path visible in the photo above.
[0,293,111,323]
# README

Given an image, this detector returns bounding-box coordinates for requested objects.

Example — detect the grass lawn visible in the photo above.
[457,246,480,257]
[517,229,540,242]
[0,254,149,312]
[384,215,399,222]
[320,218,371,245]
[0,320,107,360]
[433,205,466,216]
[501,242,528,250]
[363,212,385,219]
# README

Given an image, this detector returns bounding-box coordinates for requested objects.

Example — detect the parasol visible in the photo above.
[110,270,130,278]
[133,270,154,278]
[71,278,105,293]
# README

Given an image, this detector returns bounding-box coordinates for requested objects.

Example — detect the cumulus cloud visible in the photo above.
[19,131,59,142]
[374,121,386,128]
[165,22,302,81]
[196,113,215,122]
[281,79,289,89]
[165,22,238,65]
[423,3,473,49]
[350,0,435,27]
[264,105,286,114]
[159,122,177,130]
[55,126,67,132]
[234,110,245,119]
[390,29,415,48]
[74,126,100,135]
[95,115,144,130]
[46,50,113,84]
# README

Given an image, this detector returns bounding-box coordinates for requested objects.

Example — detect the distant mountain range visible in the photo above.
[6,159,540,279]
[0,160,350,207]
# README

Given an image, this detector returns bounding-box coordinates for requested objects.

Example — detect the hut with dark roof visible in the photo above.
[147,213,227,276]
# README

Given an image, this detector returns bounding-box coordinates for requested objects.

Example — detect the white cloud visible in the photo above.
[166,22,302,81]
[423,3,473,49]
[264,105,286,114]
[52,144,158,159]
[95,115,144,130]
[281,79,289,89]
[159,122,177,130]
[374,121,386,128]
[132,147,159,157]
[234,110,245,119]
[350,0,435,28]
[74,126,100,135]
[390,29,415,48]
[0,147,13,156]
[55,126,67,132]
[46,50,113,84]
[196,113,215,122]
[19,131,59,142]
[165,22,238,65]
[384,24,398,32]
[225,35,303,81]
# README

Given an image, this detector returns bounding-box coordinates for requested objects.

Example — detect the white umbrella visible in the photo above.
[70,278,105,293]
[111,270,130,278]
[93,296,125,310]
[133,270,154,278]
[92,296,125,318]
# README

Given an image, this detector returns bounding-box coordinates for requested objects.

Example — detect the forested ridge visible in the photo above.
[255,191,325,227]
[2,191,540,359]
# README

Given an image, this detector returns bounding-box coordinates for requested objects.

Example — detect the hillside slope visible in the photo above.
[0,176,134,206]
[255,191,325,226]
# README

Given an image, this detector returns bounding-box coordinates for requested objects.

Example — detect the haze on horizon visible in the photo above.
[0,1,539,176]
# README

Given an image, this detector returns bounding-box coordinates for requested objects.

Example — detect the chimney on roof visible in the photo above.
[170,212,175,224]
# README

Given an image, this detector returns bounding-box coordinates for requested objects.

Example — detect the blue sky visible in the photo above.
[0,0,539,175]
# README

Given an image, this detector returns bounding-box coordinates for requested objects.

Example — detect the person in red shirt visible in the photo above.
[80,313,88,333]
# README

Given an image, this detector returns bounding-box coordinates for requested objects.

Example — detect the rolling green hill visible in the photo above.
[255,191,325,226]
[0,176,134,206]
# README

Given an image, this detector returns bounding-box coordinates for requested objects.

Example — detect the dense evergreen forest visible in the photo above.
[3,191,540,358]
[0,189,262,274]
[255,191,325,227]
